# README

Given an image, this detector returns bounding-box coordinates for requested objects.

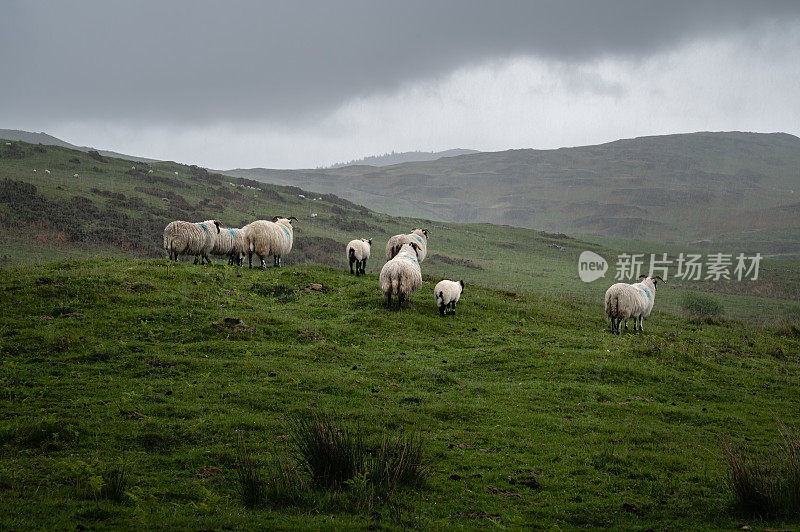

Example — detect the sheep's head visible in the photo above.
[272,216,298,225]
[363,238,372,246]
[213,220,221,233]
[638,274,666,290]
[459,280,465,292]
[408,241,420,258]
[422,228,430,238]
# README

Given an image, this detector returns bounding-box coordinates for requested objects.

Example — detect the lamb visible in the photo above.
[242,216,297,268]
[604,275,665,334]
[163,219,221,264]
[379,242,422,311]
[44,169,51,174]
[434,280,465,316]
[385,228,430,262]
[212,226,247,266]
[346,238,372,276]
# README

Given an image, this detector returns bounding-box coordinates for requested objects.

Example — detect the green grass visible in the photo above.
[0,258,799,529]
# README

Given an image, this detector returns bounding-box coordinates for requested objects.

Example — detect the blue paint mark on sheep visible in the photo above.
[227,228,236,236]
[639,287,651,300]
[413,235,423,243]
[197,223,209,233]
[279,224,291,239]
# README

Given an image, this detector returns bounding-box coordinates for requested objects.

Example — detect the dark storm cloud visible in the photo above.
[2,0,799,126]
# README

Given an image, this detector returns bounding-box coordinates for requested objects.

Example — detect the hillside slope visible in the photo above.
[325,148,480,168]
[1,137,799,323]
[225,132,800,252]
[0,129,158,163]
[0,259,798,529]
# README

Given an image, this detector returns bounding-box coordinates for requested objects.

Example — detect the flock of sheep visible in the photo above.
[162,217,665,328]
[162,219,464,316]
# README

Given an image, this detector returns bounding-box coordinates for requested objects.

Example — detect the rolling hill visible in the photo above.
[225,132,800,253]
[325,148,480,168]
[0,129,158,163]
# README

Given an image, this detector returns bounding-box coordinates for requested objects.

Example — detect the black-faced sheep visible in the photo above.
[386,228,429,262]
[163,219,221,265]
[346,238,372,276]
[379,242,422,311]
[434,279,464,316]
[604,274,665,334]
[243,216,297,268]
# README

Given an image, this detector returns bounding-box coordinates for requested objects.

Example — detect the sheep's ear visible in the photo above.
[272,216,280,222]
[638,274,648,280]
[422,228,430,237]
[459,280,465,289]
[367,238,372,245]
[288,216,298,223]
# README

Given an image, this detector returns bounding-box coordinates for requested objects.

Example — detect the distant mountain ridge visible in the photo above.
[0,129,158,163]
[224,131,800,252]
[325,148,480,168]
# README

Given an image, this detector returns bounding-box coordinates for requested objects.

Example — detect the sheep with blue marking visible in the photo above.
[243,216,297,268]
[163,219,221,264]
[604,274,665,334]
[346,238,372,275]
[434,279,464,316]
[379,242,422,311]
[212,226,247,266]
[386,228,429,262]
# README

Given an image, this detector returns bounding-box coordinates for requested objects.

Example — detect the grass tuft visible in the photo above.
[235,433,265,508]
[722,422,800,516]
[680,291,724,321]
[289,413,364,490]
[369,431,427,496]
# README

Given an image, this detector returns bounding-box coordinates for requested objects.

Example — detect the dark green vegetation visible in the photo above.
[227,131,800,253]
[1,137,799,324]
[681,291,725,321]
[0,259,799,528]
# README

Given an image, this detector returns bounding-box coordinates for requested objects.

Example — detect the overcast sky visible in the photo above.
[3,1,800,169]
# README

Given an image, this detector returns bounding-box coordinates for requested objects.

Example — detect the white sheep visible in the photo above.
[44,169,51,174]
[604,275,665,334]
[379,242,422,311]
[311,213,318,218]
[386,228,430,262]
[242,216,297,268]
[33,169,37,173]
[73,174,79,178]
[174,171,179,175]
[212,226,247,266]
[148,169,154,174]
[346,238,372,276]
[434,280,464,316]
[163,219,221,265]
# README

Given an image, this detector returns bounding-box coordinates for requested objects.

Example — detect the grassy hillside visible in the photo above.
[1,138,799,324]
[0,258,798,529]
[225,132,800,253]
[0,129,158,163]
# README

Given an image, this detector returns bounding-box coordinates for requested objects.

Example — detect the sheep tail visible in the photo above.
[349,247,356,262]
[392,276,400,296]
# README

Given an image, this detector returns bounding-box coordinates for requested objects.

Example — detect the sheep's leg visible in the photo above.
[451,301,456,315]
[360,260,366,274]
[439,304,446,316]
[349,257,355,275]
[632,318,638,332]
[623,319,628,332]
[639,317,644,332]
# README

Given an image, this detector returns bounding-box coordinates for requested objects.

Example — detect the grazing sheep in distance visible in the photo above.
[73,174,79,178]
[346,238,372,275]
[605,275,665,334]
[212,226,247,266]
[243,216,297,268]
[434,280,464,316]
[174,171,179,175]
[163,219,221,264]
[44,169,51,174]
[386,228,430,262]
[379,242,422,311]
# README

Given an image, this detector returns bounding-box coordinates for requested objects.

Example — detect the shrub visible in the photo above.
[680,292,724,319]
[722,422,800,516]
[289,414,364,490]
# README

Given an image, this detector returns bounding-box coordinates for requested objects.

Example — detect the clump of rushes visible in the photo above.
[235,433,264,508]
[288,413,364,490]
[369,431,427,496]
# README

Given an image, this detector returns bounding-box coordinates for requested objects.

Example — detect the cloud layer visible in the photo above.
[2,1,799,167]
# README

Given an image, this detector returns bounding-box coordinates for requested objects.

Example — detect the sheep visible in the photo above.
[174,171,179,175]
[379,242,422,311]
[604,275,665,334]
[346,238,372,276]
[163,219,221,264]
[385,228,430,262]
[148,169,154,174]
[242,216,297,268]
[44,169,51,174]
[212,226,247,266]
[434,279,465,316]
[73,174,79,178]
